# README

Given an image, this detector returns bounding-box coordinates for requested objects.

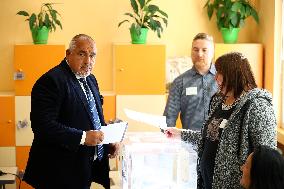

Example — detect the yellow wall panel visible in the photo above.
[0,96,15,146]
[114,44,166,94]
[14,45,65,96]
[116,95,166,132]
[215,43,263,88]
[0,1,259,92]
[0,147,16,166]
[15,96,33,146]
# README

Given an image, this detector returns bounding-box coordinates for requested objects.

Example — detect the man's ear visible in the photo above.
[66,49,71,56]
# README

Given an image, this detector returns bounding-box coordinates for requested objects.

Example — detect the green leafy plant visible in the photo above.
[204,0,259,30]
[16,3,62,32]
[118,0,168,38]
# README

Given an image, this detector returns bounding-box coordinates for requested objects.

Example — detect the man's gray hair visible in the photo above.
[68,34,95,51]
[193,33,214,42]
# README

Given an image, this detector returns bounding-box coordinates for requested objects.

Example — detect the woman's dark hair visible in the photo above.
[215,52,257,98]
[250,145,284,189]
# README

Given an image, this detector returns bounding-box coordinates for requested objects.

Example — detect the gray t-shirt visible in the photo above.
[164,64,218,130]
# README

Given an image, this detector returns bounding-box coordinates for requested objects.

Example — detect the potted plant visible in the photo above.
[204,0,259,43]
[17,3,62,44]
[118,0,168,44]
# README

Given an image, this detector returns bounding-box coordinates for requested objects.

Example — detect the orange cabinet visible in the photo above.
[16,146,34,189]
[0,95,15,146]
[11,45,65,187]
[113,44,167,131]
[215,43,263,87]
[102,93,116,123]
[14,45,65,96]
[113,44,166,95]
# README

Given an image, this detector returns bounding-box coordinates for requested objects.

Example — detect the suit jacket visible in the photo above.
[23,59,110,189]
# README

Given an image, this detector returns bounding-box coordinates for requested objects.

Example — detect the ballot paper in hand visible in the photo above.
[100,122,128,144]
[124,108,167,129]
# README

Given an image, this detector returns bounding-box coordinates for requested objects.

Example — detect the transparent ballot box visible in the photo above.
[120,132,197,189]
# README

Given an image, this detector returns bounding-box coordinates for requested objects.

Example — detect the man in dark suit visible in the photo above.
[23,34,119,189]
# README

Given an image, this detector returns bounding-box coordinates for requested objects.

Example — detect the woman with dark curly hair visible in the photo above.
[165,52,277,189]
[241,145,284,189]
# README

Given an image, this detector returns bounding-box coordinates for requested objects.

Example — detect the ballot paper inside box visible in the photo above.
[120,132,197,189]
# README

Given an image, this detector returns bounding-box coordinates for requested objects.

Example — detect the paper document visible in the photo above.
[124,108,167,129]
[100,122,128,144]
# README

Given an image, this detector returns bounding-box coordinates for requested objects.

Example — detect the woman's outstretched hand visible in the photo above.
[164,127,182,139]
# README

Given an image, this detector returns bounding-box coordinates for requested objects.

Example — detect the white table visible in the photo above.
[0,167,18,189]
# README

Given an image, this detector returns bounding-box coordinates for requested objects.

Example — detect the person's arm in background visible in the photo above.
[164,93,220,147]
[164,77,183,127]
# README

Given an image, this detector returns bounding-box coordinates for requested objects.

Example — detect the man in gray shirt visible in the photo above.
[164,33,218,130]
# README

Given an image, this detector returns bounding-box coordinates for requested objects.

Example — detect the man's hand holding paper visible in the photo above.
[84,130,104,146]
[100,122,128,144]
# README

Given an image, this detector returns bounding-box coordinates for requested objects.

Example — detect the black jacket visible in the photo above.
[23,59,110,189]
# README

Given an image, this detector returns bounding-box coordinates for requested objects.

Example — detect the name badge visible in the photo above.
[219,119,228,128]
[186,87,197,95]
